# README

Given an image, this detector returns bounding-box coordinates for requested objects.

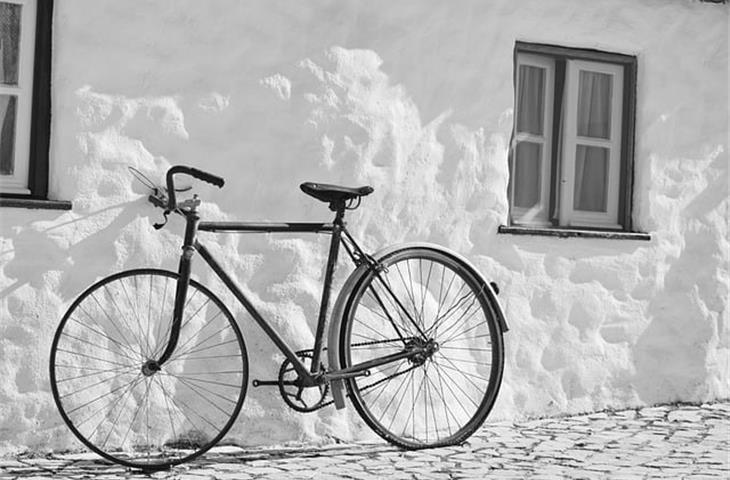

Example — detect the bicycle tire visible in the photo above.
[50,269,248,470]
[339,247,504,449]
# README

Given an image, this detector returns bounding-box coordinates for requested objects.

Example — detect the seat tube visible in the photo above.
[310,207,345,373]
[156,212,200,365]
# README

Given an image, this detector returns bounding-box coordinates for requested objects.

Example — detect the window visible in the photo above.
[508,42,637,232]
[0,0,52,200]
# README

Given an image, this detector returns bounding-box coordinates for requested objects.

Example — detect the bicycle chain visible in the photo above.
[295,338,419,412]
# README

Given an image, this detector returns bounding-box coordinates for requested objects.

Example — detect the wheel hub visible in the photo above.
[407,338,439,366]
[141,359,161,377]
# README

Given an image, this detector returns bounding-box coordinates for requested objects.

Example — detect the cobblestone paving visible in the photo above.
[1,402,728,479]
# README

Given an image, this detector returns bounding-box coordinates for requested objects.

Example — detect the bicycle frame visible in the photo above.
[154,205,424,389]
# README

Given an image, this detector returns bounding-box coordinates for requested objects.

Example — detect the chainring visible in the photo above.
[278,350,329,413]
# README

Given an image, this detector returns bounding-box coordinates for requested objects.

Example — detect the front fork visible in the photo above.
[146,212,199,372]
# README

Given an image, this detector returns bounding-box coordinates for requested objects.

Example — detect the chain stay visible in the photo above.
[296,338,419,412]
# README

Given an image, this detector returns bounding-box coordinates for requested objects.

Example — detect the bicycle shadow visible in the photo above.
[8,442,399,479]
[0,201,155,303]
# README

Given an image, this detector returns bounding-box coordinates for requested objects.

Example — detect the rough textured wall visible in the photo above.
[0,0,727,453]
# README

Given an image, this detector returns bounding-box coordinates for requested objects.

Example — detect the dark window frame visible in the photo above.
[507,41,638,233]
[0,0,53,201]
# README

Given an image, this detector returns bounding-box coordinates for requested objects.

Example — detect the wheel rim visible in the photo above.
[50,270,247,469]
[343,250,502,448]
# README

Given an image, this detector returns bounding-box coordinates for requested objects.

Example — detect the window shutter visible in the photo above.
[511,53,554,226]
[560,59,623,229]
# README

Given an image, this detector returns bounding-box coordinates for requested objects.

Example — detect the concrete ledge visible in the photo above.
[499,225,651,241]
[0,197,72,210]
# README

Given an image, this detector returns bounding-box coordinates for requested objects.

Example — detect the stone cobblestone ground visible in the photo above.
[1,402,728,479]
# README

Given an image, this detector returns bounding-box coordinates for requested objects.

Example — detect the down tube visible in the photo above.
[194,240,310,379]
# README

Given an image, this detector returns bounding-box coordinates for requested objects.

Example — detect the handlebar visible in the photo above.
[155,165,225,211]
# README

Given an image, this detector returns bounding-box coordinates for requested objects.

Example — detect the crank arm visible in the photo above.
[252,379,281,387]
[252,379,310,387]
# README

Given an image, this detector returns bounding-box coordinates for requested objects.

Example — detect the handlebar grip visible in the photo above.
[166,165,225,210]
[188,167,225,188]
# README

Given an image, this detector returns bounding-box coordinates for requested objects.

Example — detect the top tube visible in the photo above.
[198,221,335,233]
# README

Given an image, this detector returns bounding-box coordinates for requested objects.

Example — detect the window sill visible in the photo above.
[498,225,651,241]
[0,197,72,210]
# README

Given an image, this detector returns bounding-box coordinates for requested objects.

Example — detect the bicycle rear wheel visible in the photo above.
[50,269,248,470]
[339,247,504,449]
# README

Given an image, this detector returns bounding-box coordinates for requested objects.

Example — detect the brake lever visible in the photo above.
[153,210,171,230]
[147,188,171,229]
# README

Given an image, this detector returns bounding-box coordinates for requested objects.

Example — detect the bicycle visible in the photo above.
[49,165,508,470]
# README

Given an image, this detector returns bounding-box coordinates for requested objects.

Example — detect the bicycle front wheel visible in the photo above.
[339,247,504,449]
[50,269,248,470]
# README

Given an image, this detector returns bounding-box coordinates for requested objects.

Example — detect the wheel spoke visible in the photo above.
[435,353,491,382]
[56,348,134,369]
[105,283,149,359]
[68,315,141,364]
[59,330,139,364]
[168,337,239,363]
[59,366,138,400]
[88,293,144,361]
[75,374,145,431]
[151,289,200,360]
[383,365,417,432]
[374,271,426,338]
[160,305,222,362]
[57,364,136,384]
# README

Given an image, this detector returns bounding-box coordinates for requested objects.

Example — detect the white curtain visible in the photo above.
[514,65,545,211]
[574,145,608,212]
[0,2,20,85]
[574,71,612,212]
[0,94,15,175]
[514,142,541,208]
[0,3,20,176]
[517,65,544,135]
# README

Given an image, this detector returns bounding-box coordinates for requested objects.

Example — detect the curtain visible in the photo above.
[516,65,544,135]
[573,70,612,212]
[0,3,20,175]
[574,145,608,212]
[577,71,611,139]
[514,142,541,208]
[0,95,15,175]
[513,65,545,214]
[0,3,21,85]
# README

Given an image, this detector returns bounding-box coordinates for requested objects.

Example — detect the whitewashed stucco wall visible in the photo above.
[0,0,727,453]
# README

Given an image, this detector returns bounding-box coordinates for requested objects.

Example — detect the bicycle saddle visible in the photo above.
[300,182,374,204]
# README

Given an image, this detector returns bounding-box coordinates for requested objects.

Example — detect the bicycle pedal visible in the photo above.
[252,379,279,387]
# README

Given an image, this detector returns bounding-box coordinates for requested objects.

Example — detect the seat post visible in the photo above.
[328,200,347,219]
[310,201,346,373]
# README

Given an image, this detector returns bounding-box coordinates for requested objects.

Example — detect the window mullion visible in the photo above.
[559,61,578,226]
[549,59,565,226]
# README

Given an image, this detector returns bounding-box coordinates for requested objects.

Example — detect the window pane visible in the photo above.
[577,71,612,139]
[0,2,21,85]
[0,94,16,175]
[574,145,608,212]
[513,142,542,208]
[516,65,545,135]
